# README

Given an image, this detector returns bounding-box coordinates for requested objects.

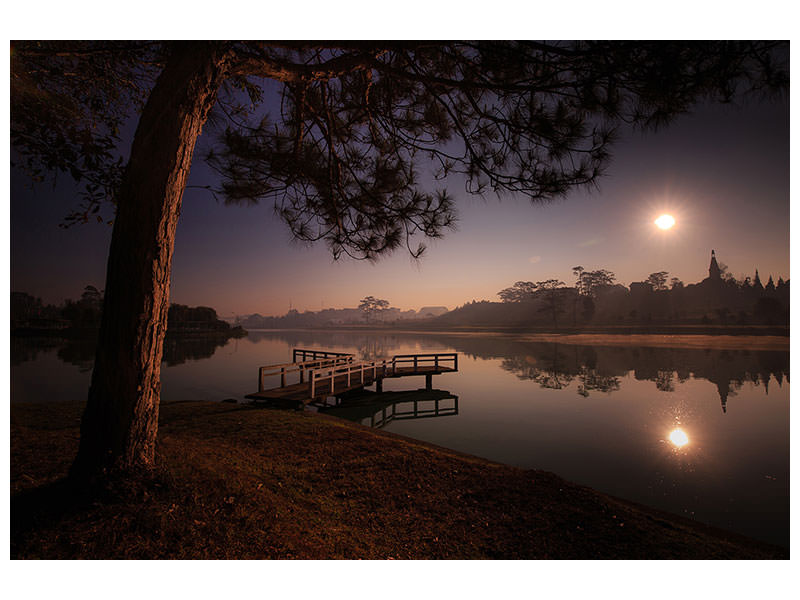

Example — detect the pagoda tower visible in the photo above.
[708,249,721,280]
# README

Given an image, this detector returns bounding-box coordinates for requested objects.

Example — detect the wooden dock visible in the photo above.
[245,349,458,405]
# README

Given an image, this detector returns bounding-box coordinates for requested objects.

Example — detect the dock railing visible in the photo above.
[389,353,458,375]
[309,359,388,397]
[293,348,353,363]
[258,355,354,392]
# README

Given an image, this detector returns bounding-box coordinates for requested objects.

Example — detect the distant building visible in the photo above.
[417,306,449,318]
[629,281,652,297]
[708,249,721,280]
[753,270,763,291]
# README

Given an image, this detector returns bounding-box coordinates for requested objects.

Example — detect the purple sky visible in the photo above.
[11,89,789,319]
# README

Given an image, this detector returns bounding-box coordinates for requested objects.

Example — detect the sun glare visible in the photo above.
[669,428,689,448]
[655,214,676,230]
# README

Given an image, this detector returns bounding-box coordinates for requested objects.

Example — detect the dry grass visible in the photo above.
[11,401,787,559]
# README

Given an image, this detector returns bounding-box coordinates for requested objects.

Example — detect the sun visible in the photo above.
[655,214,676,230]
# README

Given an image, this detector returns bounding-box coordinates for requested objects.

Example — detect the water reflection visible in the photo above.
[12,333,238,370]
[496,342,787,413]
[241,331,789,415]
[669,428,690,447]
[316,388,458,428]
[12,333,788,416]
[10,335,62,366]
[161,334,238,366]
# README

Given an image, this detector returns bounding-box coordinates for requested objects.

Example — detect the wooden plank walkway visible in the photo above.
[245,349,458,405]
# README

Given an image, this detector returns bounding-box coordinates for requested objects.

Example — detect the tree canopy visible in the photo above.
[358,296,390,321]
[13,41,788,251]
[646,271,669,291]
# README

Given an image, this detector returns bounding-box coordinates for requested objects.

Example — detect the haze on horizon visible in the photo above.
[11,91,789,318]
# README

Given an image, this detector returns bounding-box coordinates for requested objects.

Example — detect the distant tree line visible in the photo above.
[439,255,788,329]
[10,287,245,337]
[237,301,449,329]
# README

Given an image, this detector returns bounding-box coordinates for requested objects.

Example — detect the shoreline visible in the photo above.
[248,327,790,351]
[11,400,788,559]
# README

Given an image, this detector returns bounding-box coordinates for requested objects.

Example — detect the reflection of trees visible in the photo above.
[654,370,675,392]
[67,327,787,414]
[161,334,232,366]
[501,344,620,396]
[10,336,63,366]
[12,334,234,369]
[493,338,788,410]
[247,332,789,412]
[57,338,98,372]
[576,368,621,397]
[355,337,393,361]
[501,344,574,390]
[243,329,454,363]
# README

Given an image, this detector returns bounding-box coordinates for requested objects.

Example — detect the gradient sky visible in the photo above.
[10,81,789,319]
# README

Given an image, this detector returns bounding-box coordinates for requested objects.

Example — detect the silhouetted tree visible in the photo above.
[753,297,784,325]
[535,279,566,328]
[358,296,390,322]
[11,41,788,479]
[581,269,617,297]
[498,281,538,303]
[10,292,44,326]
[670,277,684,290]
[646,271,669,291]
[581,296,596,322]
[717,261,737,282]
[572,266,586,295]
[765,275,776,292]
[80,285,103,308]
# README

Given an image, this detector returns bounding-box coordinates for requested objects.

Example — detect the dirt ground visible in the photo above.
[10,400,788,559]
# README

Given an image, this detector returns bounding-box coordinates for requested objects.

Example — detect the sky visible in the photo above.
[10,56,790,319]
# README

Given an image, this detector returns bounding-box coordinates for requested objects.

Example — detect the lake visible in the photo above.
[10,329,789,548]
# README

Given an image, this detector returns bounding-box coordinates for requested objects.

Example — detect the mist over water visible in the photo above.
[11,330,789,548]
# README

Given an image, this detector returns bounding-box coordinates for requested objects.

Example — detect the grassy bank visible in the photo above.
[11,401,787,559]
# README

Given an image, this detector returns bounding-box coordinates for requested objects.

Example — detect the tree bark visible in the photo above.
[71,43,231,478]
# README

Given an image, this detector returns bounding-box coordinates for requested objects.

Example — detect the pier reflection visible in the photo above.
[315,388,459,429]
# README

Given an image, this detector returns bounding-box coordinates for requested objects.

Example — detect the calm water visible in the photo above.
[11,330,789,548]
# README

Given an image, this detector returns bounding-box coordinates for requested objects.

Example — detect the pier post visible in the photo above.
[425,373,433,390]
[376,379,383,393]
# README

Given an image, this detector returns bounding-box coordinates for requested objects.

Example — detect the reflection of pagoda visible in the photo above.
[716,380,729,413]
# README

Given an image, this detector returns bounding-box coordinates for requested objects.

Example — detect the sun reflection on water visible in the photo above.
[669,428,690,448]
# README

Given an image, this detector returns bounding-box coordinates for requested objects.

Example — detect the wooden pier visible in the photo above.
[245,349,458,405]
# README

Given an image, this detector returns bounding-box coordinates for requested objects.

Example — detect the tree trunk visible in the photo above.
[71,43,231,479]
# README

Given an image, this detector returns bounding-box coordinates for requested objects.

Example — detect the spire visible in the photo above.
[708,249,721,280]
[753,269,763,291]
